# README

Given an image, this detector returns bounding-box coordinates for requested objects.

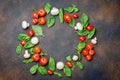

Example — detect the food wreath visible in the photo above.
[16,3,97,78]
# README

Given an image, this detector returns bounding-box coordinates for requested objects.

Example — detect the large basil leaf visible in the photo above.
[30,64,38,74]
[16,44,22,55]
[47,16,55,28]
[32,25,44,36]
[76,62,84,70]
[45,2,51,14]
[63,65,71,77]
[80,13,88,28]
[24,41,35,49]
[17,33,30,41]
[88,28,96,39]
[48,57,55,71]
[38,66,47,75]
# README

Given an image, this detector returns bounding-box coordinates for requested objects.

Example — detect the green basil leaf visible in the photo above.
[69,19,75,28]
[77,42,86,51]
[23,59,33,64]
[54,72,63,78]
[72,4,79,12]
[24,41,35,49]
[71,63,75,71]
[48,57,55,71]
[30,64,38,74]
[45,2,51,14]
[47,16,55,28]
[77,50,82,60]
[64,7,74,13]
[76,62,84,70]
[66,55,72,61]
[88,28,96,39]
[40,51,45,56]
[80,13,88,28]
[17,33,30,41]
[63,65,71,77]
[59,8,64,23]
[16,44,22,55]
[28,48,34,54]
[77,30,89,36]
[38,66,47,75]
[32,25,44,36]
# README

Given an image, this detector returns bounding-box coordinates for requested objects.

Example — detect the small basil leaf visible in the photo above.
[66,56,72,61]
[54,72,63,78]
[48,57,55,71]
[59,8,64,23]
[80,13,88,28]
[32,25,44,36]
[28,48,34,54]
[47,16,55,28]
[17,33,30,41]
[16,44,22,55]
[38,66,47,75]
[40,51,45,56]
[24,41,35,49]
[45,2,51,14]
[72,4,79,12]
[71,63,75,71]
[64,7,74,13]
[88,28,96,39]
[69,19,75,28]
[63,65,71,77]
[76,62,84,70]
[30,64,38,75]
[77,30,89,36]
[77,42,86,51]
[23,59,33,64]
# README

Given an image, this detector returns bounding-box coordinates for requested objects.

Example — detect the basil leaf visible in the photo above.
[45,2,51,14]
[77,42,86,51]
[28,48,34,54]
[24,41,35,49]
[77,30,89,36]
[48,57,55,71]
[47,16,55,28]
[64,7,74,13]
[59,8,64,23]
[77,50,82,60]
[63,65,71,77]
[16,44,22,55]
[71,63,75,71]
[40,51,45,56]
[76,62,84,70]
[23,59,33,64]
[30,64,38,74]
[88,28,95,39]
[66,56,72,61]
[80,13,88,28]
[32,25,44,36]
[38,66,47,75]
[17,33,30,41]
[54,72,63,78]
[69,19,75,28]
[72,4,79,12]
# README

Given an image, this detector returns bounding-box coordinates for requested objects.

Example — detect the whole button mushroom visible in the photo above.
[76,22,83,31]
[31,37,39,45]
[22,21,30,29]
[50,7,59,16]
[23,50,30,58]
[56,61,64,70]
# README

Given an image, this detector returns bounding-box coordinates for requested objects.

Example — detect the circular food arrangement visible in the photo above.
[16,3,97,78]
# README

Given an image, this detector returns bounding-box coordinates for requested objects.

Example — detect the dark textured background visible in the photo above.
[0,0,120,80]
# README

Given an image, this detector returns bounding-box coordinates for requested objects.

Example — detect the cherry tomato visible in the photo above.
[86,24,94,31]
[79,36,85,42]
[82,49,89,56]
[39,57,48,66]
[33,46,41,54]
[38,17,46,25]
[66,61,73,68]
[38,8,46,17]
[20,40,26,46]
[27,29,34,37]
[32,12,38,19]
[89,50,95,56]
[86,54,92,61]
[73,13,79,19]
[32,53,40,62]
[64,14,72,23]
[47,70,53,75]
[86,43,93,50]
[32,18,38,25]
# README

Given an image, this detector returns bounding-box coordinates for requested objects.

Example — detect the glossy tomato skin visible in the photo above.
[38,17,46,25]
[32,53,40,62]
[73,13,79,19]
[39,57,48,66]
[89,50,95,56]
[66,61,73,68]
[82,49,89,56]
[64,14,72,23]
[20,40,26,46]
[28,29,34,37]
[86,43,93,50]
[32,12,38,19]
[86,24,94,31]
[33,46,41,54]
[86,54,92,61]
[38,8,46,17]
[47,70,53,75]
[79,36,85,42]
[32,18,38,25]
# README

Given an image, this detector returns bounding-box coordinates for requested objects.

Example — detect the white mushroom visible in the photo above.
[23,50,30,58]
[74,26,78,31]
[56,61,64,70]
[72,55,78,61]
[76,22,83,31]
[31,37,39,45]
[50,7,59,16]
[91,37,97,44]
[22,20,30,29]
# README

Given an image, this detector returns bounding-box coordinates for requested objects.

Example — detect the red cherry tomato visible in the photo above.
[73,13,79,19]
[38,17,46,25]
[33,46,41,54]
[82,49,89,56]
[32,18,38,25]
[47,70,53,75]
[89,50,95,56]
[32,12,38,19]
[28,29,34,37]
[64,14,72,23]
[86,54,92,61]
[38,8,46,17]
[32,53,40,62]
[86,43,93,50]
[20,40,26,46]
[66,61,73,68]
[79,36,85,42]
[86,24,94,31]
[39,57,48,66]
